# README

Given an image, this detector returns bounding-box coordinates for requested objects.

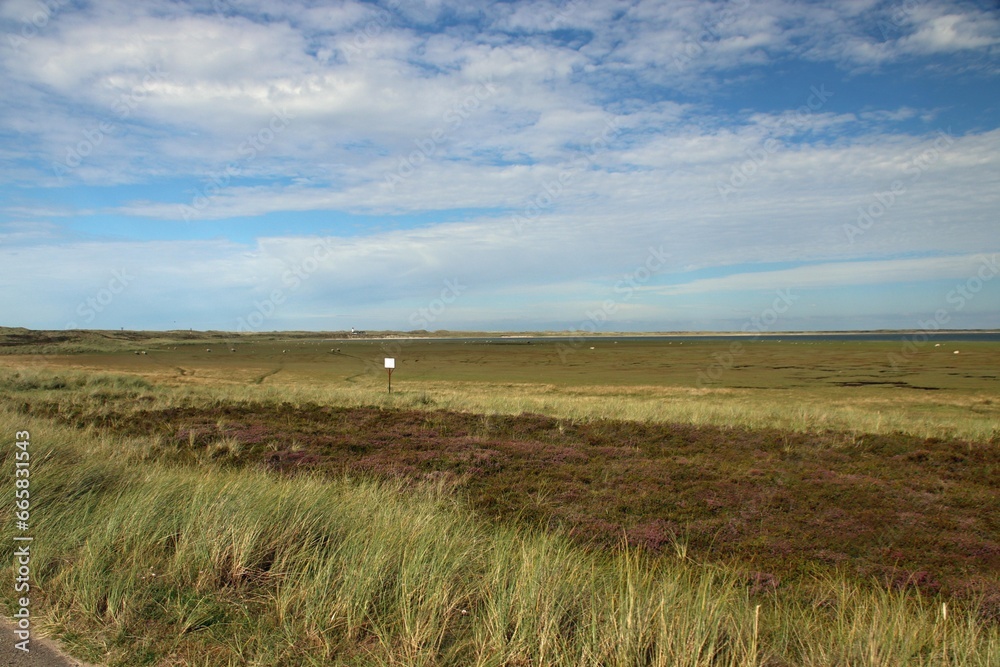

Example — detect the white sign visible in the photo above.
[384,358,395,369]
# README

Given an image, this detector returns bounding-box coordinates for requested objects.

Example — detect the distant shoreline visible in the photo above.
[333,330,1000,341]
[381,330,1000,337]
[2,326,999,341]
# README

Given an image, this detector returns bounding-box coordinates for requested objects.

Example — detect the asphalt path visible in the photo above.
[0,619,100,667]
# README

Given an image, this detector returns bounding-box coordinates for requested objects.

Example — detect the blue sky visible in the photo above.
[1,0,999,332]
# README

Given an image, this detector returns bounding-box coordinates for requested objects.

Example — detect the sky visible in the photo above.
[1,0,999,333]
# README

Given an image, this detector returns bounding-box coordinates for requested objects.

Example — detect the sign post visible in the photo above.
[384,358,395,393]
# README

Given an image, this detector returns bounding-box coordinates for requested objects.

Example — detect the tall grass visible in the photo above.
[1,407,750,665]
[2,404,998,666]
[764,579,1000,666]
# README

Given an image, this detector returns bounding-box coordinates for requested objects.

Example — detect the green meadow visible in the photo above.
[7,329,998,439]
[1,328,998,665]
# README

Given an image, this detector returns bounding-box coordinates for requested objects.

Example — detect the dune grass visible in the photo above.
[2,406,755,665]
[2,382,1000,665]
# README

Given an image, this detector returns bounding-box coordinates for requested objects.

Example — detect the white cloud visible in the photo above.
[3,0,996,188]
[1,0,998,330]
[897,9,1000,55]
[104,124,1000,278]
[655,253,1000,295]
[0,221,64,246]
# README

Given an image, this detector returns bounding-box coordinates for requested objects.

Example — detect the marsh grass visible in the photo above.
[2,334,998,441]
[2,399,999,665]
[5,366,994,442]
[159,380,1000,442]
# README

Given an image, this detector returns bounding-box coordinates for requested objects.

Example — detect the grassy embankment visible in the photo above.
[1,369,999,665]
